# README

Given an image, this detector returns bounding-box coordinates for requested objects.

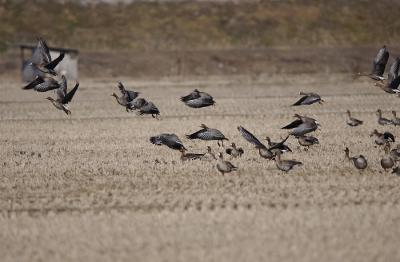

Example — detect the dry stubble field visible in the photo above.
[1,73,400,261]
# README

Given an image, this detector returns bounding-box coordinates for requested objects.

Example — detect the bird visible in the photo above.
[376,109,393,125]
[204,146,217,160]
[22,72,65,92]
[374,56,400,93]
[111,82,140,112]
[292,92,323,106]
[137,100,160,119]
[344,147,368,170]
[128,98,147,110]
[150,133,186,151]
[370,129,395,145]
[22,37,65,82]
[391,166,400,176]
[216,152,237,175]
[346,110,363,127]
[381,143,395,171]
[45,75,79,115]
[391,111,400,126]
[390,144,400,162]
[356,46,389,81]
[282,114,320,137]
[179,148,205,161]
[237,126,274,160]
[265,136,292,154]
[186,124,228,146]
[274,151,302,172]
[181,89,215,108]
[297,135,319,149]
[225,143,244,158]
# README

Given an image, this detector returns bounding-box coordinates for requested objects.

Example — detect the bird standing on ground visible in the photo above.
[381,143,395,171]
[225,143,244,158]
[216,152,237,175]
[344,147,368,170]
[391,111,400,126]
[292,92,323,106]
[370,129,395,145]
[187,124,228,146]
[45,75,79,115]
[274,151,302,172]
[376,109,393,125]
[346,110,363,127]
[297,135,319,149]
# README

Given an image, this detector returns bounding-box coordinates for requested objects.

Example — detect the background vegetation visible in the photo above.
[1,0,399,52]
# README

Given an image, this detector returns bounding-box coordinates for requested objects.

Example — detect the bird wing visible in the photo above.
[387,75,400,90]
[45,53,65,70]
[237,126,266,148]
[62,82,79,104]
[118,81,127,95]
[180,90,201,102]
[282,119,303,129]
[186,128,206,139]
[292,95,308,106]
[383,132,395,142]
[163,134,185,150]
[31,38,51,66]
[126,90,139,101]
[22,76,45,90]
[57,75,68,100]
[372,46,389,77]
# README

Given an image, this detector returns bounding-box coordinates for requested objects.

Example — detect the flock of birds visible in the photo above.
[21,39,400,175]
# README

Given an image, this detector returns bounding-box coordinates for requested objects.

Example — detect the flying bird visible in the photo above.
[292,92,323,106]
[356,46,389,81]
[181,89,215,108]
[282,114,320,137]
[150,133,186,151]
[45,75,79,115]
[186,124,228,146]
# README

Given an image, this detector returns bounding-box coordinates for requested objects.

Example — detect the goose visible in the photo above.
[297,135,319,148]
[391,166,400,176]
[344,147,368,170]
[266,136,292,154]
[381,143,395,171]
[179,148,205,161]
[225,143,244,158]
[356,46,389,81]
[282,114,320,137]
[346,110,363,127]
[22,38,65,82]
[292,92,323,106]
[204,146,217,160]
[237,126,274,160]
[274,151,302,172]
[376,109,393,125]
[112,82,140,111]
[390,144,400,162]
[216,152,237,175]
[391,111,400,126]
[22,72,65,92]
[137,100,160,119]
[181,89,215,108]
[150,133,186,151]
[128,98,147,110]
[45,75,79,115]
[370,129,395,145]
[186,124,228,146]
[374,57,400,93]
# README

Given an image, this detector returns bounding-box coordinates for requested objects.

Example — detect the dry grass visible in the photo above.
[1,0,400,52]
[1,73,400,261]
